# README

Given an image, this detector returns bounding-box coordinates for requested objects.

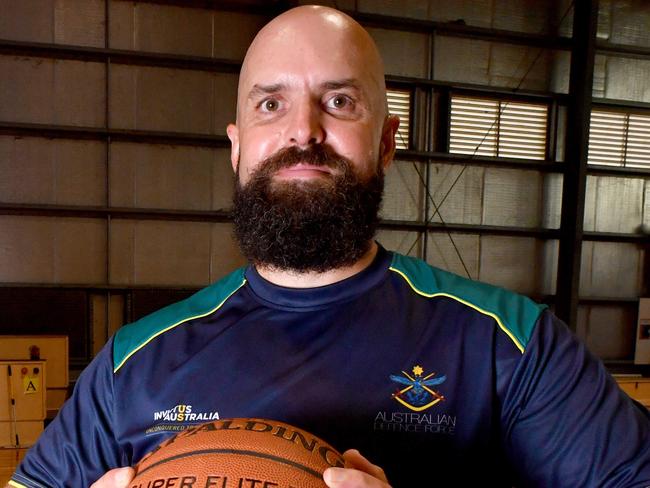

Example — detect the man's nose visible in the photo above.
[286,101,325,147]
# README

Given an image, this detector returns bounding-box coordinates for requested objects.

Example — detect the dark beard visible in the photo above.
[232,144,384,273]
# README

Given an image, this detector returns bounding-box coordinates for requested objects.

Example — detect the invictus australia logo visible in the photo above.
[145,404,220,434]
[389,365,446,412]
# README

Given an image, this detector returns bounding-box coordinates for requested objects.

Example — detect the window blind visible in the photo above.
[449,96,548,160]
[387,89,411,150]
[588,109,650,168]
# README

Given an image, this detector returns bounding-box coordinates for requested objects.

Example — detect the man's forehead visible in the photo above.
[242,23,365,74]
[236,5,386,114]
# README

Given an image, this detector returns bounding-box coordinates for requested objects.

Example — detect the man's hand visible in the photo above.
[89,467,134,488]
[323,449,391,488]
[86,451,388,488]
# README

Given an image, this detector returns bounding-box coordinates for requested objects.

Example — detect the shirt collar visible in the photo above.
[244,245,392,310]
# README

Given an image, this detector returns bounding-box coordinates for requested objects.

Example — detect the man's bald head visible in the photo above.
[226,4,399,186]
[236,5,388,122]
[227,5,400,275]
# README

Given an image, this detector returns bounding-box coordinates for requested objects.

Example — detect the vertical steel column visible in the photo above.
[422,30,437,260]
[555,0,599,329]
[104,0,112,348]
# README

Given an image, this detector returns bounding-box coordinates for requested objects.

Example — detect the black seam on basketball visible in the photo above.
[134,449,323,480]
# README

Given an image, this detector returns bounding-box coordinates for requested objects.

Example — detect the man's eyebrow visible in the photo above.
[320,79,361,91]
[246,79,362,100]
[247,83,286,99]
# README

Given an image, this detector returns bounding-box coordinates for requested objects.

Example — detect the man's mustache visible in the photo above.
[252,144,351,178]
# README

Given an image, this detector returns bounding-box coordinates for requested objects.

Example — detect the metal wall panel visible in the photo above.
[350,0,573,34]
[0,56,105,126]
[381,161,424,221]
[108,221,243,286]
[541,239,559,295]
[493,0,557,35]
[597,0,612,41]
[432,0,493,26]
[426,232,479,279]
[549,50,571,94]
[0,136,106,206]
[367,28,430,79]
[109,66,237,134]
[583,176,645,233]
[577,304,636,360]
[542,173,563,229]
[0,0,55,44]
[434,37,491,86]
[210,223,246,281]
[108,1,133,51]
[488,45,558,91]
[609,0,650,47]
[643,179,650,229]
[427,163,484,225]
[53,0,105,47]
[0,56,53,124]
[356,0,430,20]
[54,60,106,127]
[604,56,650,103]
[109,2,213,56]
[594,177,644,233]
[580,241,643,297]
[0,0,104,47]
[592,55,607,98]
[0,216,106,284]
[109,2,265,59]
[213,11,268,60]
[212,149,236,211]
[376,230,421,257]
[479,236,546,295]
[91,293,125,355]
[482,168,542,227]
[434,36,565,91]
[109,220,213,286]
[109,143,233,210]
[583,176,597,232]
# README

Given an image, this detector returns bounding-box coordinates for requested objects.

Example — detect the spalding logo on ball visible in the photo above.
[130,418,345,488]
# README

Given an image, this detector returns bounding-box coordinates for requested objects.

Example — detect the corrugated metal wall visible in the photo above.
[0,0,648,370]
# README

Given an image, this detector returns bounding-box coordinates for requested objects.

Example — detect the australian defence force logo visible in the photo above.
[390,365,446,412]
[376,365,455,435]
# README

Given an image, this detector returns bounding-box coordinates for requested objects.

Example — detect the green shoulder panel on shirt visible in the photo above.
[389,253,547,353]
[112,267,247,373]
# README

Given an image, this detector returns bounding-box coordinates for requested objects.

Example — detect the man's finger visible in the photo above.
[342,449,389,483]
[322,449,391,488]
[323,466,391,488]
[89,467,135,488]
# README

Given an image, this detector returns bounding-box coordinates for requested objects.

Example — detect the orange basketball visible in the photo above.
[129,418,345,488]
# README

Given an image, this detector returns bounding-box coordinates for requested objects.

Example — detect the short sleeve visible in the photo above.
[502,311,650,487]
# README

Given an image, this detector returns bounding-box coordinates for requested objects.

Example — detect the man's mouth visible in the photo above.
[273,163,335,180]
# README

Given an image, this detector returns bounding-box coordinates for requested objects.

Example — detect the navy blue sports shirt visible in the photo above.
[11,247,650,487]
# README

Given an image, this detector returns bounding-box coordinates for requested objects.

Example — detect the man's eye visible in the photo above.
[261,99,280,112]
[326,95,353,110]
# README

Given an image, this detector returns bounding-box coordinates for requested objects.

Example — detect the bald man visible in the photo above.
[9,5,650,488]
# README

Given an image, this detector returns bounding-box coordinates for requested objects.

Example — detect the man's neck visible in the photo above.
[255,241,379,288]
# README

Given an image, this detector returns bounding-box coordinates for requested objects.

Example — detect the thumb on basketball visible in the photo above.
[323,449,391,488]
[90,466,135,488]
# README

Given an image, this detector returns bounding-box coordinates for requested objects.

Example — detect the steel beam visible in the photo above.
[556,0,599,329]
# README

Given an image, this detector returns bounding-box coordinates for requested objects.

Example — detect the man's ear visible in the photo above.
[380,114,400,170]
[226,123,240,173]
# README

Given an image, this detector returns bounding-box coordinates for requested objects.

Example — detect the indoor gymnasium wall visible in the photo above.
[0,0,648,372]
[0,1,259,370]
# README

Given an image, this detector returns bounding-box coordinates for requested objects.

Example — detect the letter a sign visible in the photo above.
[23,376,39,394]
